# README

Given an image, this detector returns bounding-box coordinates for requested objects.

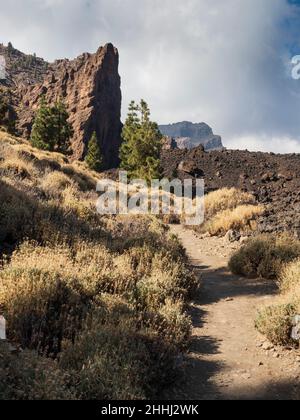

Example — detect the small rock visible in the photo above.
[8,344,19,355]
[262,341,273,351]
[225,229,241,243]
[291,315,300,341]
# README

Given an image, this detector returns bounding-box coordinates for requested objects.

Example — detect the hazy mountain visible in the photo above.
[159,121,223,151]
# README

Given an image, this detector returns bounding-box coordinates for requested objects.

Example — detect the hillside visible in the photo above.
[0,130,198,400]
[162,146,300,234]
[0,43,49,88]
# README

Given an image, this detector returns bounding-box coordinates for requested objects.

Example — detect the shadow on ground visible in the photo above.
[191,263,277,306]
[163,260,296,401]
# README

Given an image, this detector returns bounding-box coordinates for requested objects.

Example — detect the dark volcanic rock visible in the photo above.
[0,43,122,168]
[161,146,300,233]
[159,121,223,151]
[162,136,177,150]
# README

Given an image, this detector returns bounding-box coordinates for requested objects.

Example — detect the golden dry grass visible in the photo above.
[0,131,198,400]
[205,188,255,218]
[190,187,263,236]
[41,171,75,197]
[204,204,264,236]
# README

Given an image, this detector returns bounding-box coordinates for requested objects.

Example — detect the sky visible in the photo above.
[1,0,300,153]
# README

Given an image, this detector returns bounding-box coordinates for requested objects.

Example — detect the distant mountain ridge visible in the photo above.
[159,121,223,151]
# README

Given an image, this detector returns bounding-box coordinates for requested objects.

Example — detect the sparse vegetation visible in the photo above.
[229,234,300,280]
[0,131,198,400]
[204,204,264,236]
[193,187,264,236]
[205,188,256,218]
[255,257,300,346]
[0,341,75,400]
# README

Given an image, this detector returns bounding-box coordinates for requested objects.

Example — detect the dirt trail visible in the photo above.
[169,225,300,400]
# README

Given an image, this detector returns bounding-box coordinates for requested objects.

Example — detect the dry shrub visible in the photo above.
[279,259,300,294]
[41,171,75,198]
[205,188,255,218]
[229,234,300,279]
[136,253,198,309]
[255,303,296,346]
[0,238,196,379]
[0,132,197,399]
[193,188,263,236]
[0,240,195,398]
[156,299,192,350]
[0,179,35,243]
[0,179,104,247]
[62,164,97,191]
[0,341,74,400]
[204,205,264,236]
[0,157,35,179]
[256,259,300,346]
[59,297,151,400]
[0,243,95,356]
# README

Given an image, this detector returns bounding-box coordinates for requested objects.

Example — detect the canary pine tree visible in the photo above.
[85,132,104,172]
[31,97,73,154]
[120,100,162,183]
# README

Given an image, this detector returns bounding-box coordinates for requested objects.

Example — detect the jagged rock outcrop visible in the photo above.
[0,43,122,168]
[159,121,223,151]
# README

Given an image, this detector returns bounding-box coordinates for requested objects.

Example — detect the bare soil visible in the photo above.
[167,225,300,400]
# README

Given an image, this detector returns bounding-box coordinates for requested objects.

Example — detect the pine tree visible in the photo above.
[7,42,14,55]
[52,99,73,155]
[120,100,162,183]
[30,97,55,151]
[30,97,73,154]
[85,132,104,172]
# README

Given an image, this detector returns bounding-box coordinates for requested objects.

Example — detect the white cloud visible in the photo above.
[228,135,300,154]
[1,0,300,152]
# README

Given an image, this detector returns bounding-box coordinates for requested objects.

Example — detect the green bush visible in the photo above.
[229,234,300,280]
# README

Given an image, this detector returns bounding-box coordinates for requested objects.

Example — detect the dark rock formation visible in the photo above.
[162,136,177,150]
[159,121,223,151]
[161,146,300,234]
[0,43,122,168]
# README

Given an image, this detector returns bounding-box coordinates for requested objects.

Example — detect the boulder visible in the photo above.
[225,230,241,243]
